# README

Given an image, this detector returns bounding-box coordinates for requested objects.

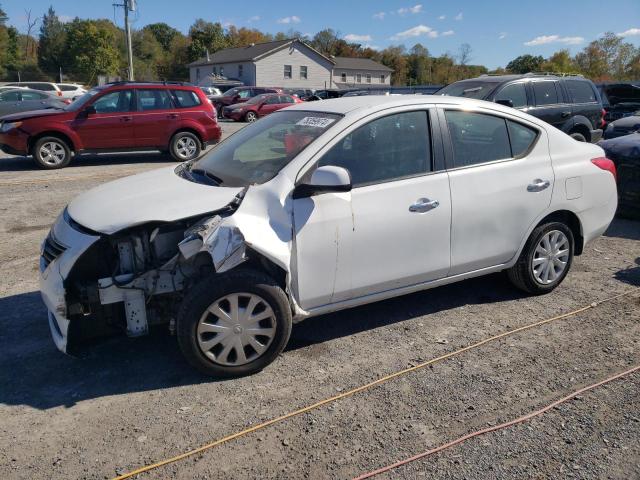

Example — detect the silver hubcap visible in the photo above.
[39,141,66,165]
[246,112,257,122]
[197,293,276,366]
[175,136,197,159]
[532,230,570,285]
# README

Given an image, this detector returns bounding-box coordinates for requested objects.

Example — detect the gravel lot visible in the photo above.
[0,121,638,479]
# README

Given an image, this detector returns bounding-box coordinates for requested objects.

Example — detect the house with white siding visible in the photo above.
[187,38,392,90]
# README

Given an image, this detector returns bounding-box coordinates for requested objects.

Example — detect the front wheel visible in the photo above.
[570,132,587,142]
[177,270,292,377]
[507,222,574,295]
[170,131,201,162]
[32,136,72,169]
[244,111,258,122]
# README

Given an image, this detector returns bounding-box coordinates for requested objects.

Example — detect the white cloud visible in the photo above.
[58,14,73,23]
[277,15,301,24]
[247,15,260,23]
[442,30,454,36]
[344,33,373,42]
[398,4,423,15]
[391,25,438,40]
[438,15,446,20]
[524,35,584,46]
[499,32,507,40]
[455,12,463,20]
[363,44,381,51]
[618,28,640,37]
[373,11,386,20]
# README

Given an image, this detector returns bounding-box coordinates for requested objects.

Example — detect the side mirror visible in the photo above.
[82,105,96,116]
[495,99,514,108]
[292,166,352,199]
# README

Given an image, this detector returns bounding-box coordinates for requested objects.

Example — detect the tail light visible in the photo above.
[591,157,617,181]
[600,108,606,128]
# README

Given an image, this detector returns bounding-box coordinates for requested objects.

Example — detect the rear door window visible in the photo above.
[565,80,597,103]
[137,89,173,110]
[532,81,560,106]
[445,111,511,167]
[21,90,48,100]
[494,83,528,108]
[0,91,21,101]
[507,120,538,157]
[171,89,201,108]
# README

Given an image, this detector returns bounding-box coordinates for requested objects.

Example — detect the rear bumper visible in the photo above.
[203,124,222,145]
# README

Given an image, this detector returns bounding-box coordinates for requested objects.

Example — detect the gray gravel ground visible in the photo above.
[0,122,638,479]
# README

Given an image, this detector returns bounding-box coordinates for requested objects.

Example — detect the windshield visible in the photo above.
[246,94,269,104]
[223,88,241,97]
[438,81,501,99]
[190,110,342,187]
[64,88,102,111]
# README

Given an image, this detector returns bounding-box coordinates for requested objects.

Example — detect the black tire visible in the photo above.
[244,111,258,122]
[31,136,72,169]
[177,269,292,377]
[169,131,201,162]
[507,222,574,295]
[570,132,587,142]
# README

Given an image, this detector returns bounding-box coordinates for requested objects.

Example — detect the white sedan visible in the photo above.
[40,96,617,376]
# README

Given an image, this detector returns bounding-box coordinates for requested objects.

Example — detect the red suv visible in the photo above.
[0,81,222,169]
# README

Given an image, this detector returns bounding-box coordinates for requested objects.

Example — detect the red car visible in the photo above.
[222,93,303,122]
[0,81,221,169]
[210,86,283,117]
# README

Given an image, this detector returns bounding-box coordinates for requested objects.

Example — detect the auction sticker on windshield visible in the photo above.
[296,116,336,128]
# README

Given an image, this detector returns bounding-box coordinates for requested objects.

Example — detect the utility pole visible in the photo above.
[114,0,135,80]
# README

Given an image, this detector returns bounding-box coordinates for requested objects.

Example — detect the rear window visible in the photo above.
[58,85,79,92]
[565,80,597,103]
[532,81,560,106]
[171,89,201,108]
[28,83,55,91]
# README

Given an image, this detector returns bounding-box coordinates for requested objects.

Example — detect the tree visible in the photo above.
[311,29,340,56]
[225,26,272,48]
[144,22,179,51]
[458,43,472,66]
[187,19,226,62]
[132,28,163,80]
[541,49,576,73]
[407,44,431,84]
[64,19,120,82]
[38,6,67,79]
[380,45,408,85]
[506,54,544,73]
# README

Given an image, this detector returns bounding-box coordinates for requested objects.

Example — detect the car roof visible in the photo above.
[284,94,524,116]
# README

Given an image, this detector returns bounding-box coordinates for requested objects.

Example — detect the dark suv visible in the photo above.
[438,74,605,143]
[0,81,221,169]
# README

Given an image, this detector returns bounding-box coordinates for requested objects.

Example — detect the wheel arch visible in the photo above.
[170,126,205,149]
[29,130,77,153]
[534,210,584,255]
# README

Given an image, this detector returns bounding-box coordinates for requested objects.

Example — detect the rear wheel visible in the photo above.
[170,131,201,162]
[32,136,72,169]
[570,132,587,142]
[507,222,574,294]
[244,111,258,122]
[177,269,292,377]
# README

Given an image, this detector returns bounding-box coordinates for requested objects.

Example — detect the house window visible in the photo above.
[284,65,292,79]
[356,73,362,83]
[212,66,217,75]
[220,66,224,76]
[366,74,371,83]
[238,64,243,77]
[380,74,385,83]
[341,72,347,82]
[300,66,308,79]
[196,68,200,80]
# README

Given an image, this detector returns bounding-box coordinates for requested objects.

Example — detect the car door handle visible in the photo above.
[120,116,132,122]
[561,111,571,118]
[167,113,179,119]
[409,198,439,213]
[527,179,551,192]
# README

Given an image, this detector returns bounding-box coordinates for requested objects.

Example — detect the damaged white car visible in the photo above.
[40,96,618,377]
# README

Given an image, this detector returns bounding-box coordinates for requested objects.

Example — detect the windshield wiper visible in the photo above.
[189,168,224,186]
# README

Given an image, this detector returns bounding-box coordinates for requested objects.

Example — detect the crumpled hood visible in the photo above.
[67,166,243,234]
[600,133,640,160]
[0,108,68,122]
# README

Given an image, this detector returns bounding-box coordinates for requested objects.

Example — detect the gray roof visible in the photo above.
[188,38,331,67]
[332,57,393,72]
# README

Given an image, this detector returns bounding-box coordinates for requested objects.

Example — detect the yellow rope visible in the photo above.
[113,287,640,479]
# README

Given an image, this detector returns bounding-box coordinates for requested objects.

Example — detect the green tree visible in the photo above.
[38,6,67,79]
[132,28,164,80]
[311,29,340,56]
[144,22,179,51]
[541,49,577,73]
[407,44,431,84]
[506,54,544,73]
[187,19,226,62]
[64,19,120,83]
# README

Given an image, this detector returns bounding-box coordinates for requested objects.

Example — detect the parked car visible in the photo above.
[597,82,640,125]
[283,88,315,100]
[57,83,87,100]
[222,93,302,122]
[308,89,346,101]
[0,81,221,169]
[0,85,28,93]
[5,81,64,97]
[439,74,605,143]
[600,132,640,219]
[603,111,640,139]
[0,88,69,116]
[210,86,283,117]
[40,95,617,376]
[199,86,223,97]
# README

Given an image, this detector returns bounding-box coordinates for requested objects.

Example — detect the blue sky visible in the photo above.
[4,0,640,69]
